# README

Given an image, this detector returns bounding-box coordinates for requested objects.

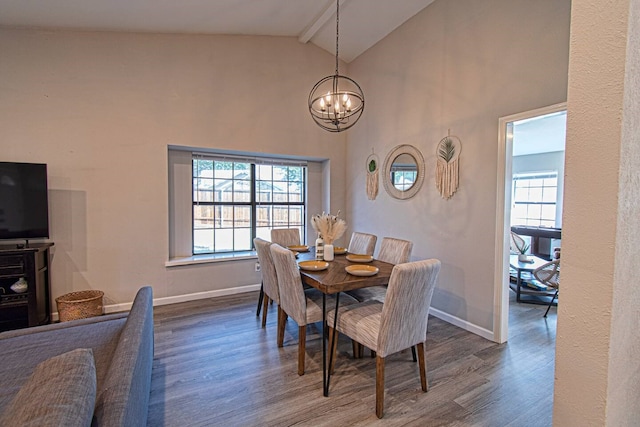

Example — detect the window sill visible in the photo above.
[165,251,257,267]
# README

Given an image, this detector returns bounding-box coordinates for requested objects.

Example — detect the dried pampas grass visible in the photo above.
[311,211,346,244]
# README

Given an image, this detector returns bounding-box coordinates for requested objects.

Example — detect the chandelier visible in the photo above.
[308,0,365,132]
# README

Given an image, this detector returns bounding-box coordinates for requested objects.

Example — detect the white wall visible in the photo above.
[346,0,571,331]
[0,29,348,305]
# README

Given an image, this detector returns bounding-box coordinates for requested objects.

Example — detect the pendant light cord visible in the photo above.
[335,0,340,75]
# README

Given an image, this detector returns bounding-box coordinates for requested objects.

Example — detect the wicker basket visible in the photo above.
[56,290,104,322]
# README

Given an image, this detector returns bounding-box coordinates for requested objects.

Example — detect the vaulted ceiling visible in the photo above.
[0,0,436,62]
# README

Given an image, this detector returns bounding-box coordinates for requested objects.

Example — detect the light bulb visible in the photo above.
[320,98,326,111]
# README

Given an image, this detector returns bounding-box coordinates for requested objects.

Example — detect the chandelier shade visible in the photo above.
[308,0,365,132]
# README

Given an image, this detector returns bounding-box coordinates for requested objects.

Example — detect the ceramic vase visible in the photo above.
[324,244,334,261]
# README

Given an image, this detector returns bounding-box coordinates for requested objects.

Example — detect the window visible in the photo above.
[511,172,558,227]
[192,155,306,254]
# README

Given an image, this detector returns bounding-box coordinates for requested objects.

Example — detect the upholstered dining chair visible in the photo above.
[256,228,302,317]
[347,232,377,256]
[346,237,413,304]
[253,238,282,333]
[270,228,301,247]
[270,243,357,375]
[533,259,560,317]
[328,259,441,418]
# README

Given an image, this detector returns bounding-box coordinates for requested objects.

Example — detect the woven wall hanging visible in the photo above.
[366,151,379,200]
[435,131,462,199]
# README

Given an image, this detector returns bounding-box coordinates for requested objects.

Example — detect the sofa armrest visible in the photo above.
[93,286,154,427]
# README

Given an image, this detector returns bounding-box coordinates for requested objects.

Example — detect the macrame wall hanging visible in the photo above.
[435,131,462,200]
[366,151,379,200]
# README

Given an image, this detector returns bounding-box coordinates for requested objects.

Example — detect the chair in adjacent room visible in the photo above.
[328,259,441,418]
[253,238,282,334]
[270,243,356,375]
[270,228,301,247]
[533,259,561,317]
[347,232,377,255]
[346,237,413,303]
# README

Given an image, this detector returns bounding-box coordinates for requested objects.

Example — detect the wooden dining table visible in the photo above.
[296,248,394,396]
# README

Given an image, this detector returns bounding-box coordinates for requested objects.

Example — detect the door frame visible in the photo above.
[493,102,566,343]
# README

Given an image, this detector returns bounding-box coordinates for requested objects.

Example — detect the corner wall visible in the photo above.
[347,0,571,331]
[0,28,347,305]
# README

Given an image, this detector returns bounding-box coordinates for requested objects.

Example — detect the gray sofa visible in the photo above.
[0,286,154,426]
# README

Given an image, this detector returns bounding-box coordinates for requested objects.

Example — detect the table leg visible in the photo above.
[516,270,522,302]
[326,292,340,394]
[322,293,327,397]
[256,283,264,317]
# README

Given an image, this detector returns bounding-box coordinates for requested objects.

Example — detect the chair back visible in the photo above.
[271,228,301,247]
[377,237,413,264]
[510,231,528,254]
[347,232,377,256]
[270,244,307,325]
[533,259,560,288]
[254,238,279,304]
[378,259,441,357]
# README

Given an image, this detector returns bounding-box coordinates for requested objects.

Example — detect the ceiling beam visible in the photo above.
[298,0,348,44]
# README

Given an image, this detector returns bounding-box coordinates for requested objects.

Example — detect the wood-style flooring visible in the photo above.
[147,292,557,426]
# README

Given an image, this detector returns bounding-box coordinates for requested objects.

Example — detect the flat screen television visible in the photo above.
[0,162,50,241]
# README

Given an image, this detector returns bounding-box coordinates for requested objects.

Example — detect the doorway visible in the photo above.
[493,102,566,343]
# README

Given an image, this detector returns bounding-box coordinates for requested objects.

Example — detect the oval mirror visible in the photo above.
[382,145,425,199]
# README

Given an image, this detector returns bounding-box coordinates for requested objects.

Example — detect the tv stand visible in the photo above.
[0,242,53,331]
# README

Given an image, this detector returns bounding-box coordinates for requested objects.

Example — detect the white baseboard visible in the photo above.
[52,283,262,322]
[52,285,495,343]
[429,307,495,342]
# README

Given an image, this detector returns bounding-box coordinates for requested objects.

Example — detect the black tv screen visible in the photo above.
[0,162,50,240]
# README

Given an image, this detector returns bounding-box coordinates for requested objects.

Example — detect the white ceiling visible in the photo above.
[0,0,436,63]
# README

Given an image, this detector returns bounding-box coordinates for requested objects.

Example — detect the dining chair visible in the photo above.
[328,258,441,418]
[257,228,302,317]
[346,237,413,304]
[347,232,377,255]
[532,259,560,317]
[270,228,301,247]
[253,238,282,333]
[269,243,356,375]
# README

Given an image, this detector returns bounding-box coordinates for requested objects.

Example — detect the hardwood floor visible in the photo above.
[147,292,557,426]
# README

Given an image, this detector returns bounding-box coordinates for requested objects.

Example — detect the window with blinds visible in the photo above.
[192,154,306,254]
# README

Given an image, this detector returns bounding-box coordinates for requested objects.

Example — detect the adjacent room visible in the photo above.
[1,0,638,426]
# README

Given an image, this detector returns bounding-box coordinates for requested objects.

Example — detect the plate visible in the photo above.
[346,254,374,263]
[288,245,309,252]
[334,247,347,255]
[345,265,379,276]
[298,260,329,271]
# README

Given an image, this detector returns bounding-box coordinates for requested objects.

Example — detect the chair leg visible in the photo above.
[417,342,428,392]
[277,307,287,347]
[544,290,559,317]
[256,284,264,317]
[351,340,359,358]
[376,355,385,419]
[298,325,306,376]
[261,296,269,328]
[411,345,417,362]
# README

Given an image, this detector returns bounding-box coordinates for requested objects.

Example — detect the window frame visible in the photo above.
[511,171,558,228]
[192,155,307,255]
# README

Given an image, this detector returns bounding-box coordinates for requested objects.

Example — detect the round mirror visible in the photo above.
[382,145,425,199]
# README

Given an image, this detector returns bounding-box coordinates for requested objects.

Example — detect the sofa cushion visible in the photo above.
[0,348,97,427]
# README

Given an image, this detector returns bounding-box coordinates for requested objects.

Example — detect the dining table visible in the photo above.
[296,247,394,397]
